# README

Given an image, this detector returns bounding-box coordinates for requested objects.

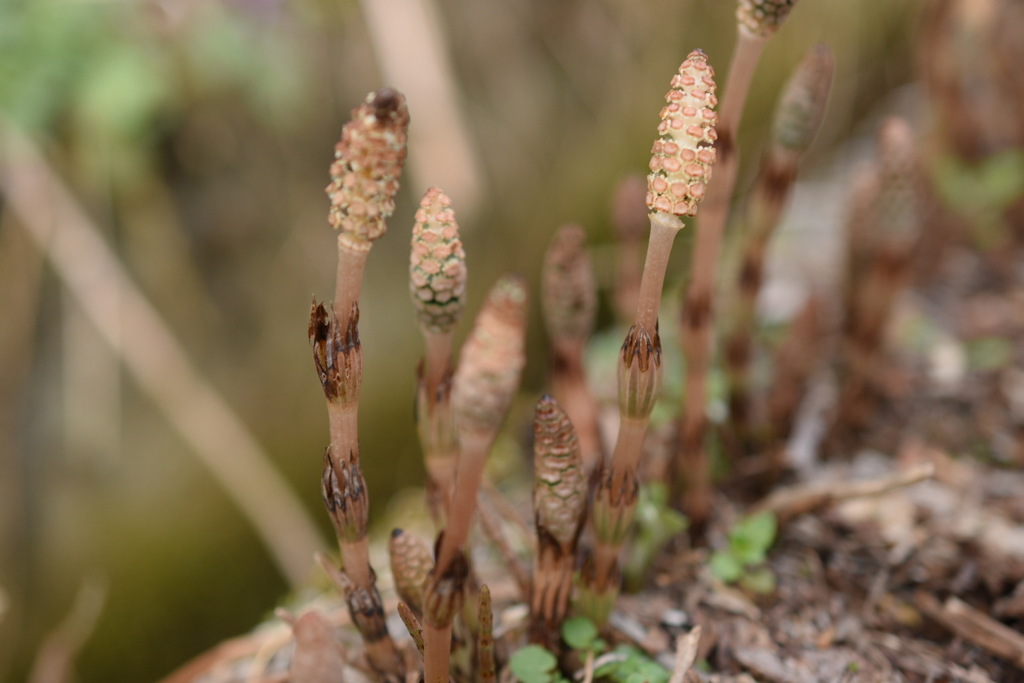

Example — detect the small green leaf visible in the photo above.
[729,511,777,564]
[978,150,1024,207]
[509,645,558,683]
[709,551,743,583]
[739,566,777,595]
[562,616,599,651]
[966,336,1013,371]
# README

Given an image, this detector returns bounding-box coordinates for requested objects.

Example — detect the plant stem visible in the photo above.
[478,585,496,683]
[437,428,490,573]
[723,149,799,443]
[636,213,684,331]
[674,31,766,533]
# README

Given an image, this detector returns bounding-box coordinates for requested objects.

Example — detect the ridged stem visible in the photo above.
[418,331,457,523]
[549,339,603,471]
[437,428,490,573]
[723,149,800,443]
[478,585,496,683]
[674,31,766,532]
[636,213,684,331]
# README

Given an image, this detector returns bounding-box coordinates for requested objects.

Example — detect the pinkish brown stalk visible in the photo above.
[542,224,603,470]
[422,276,527,680]
[674,3,800,531]
[410,187,468,522]
[423,544,470,683]
[761,295,822,482]
[833,118,923,441]
[580,50,718,625]
[311,87,410,681]
[530,396,588,645]
[327,87,410,330]
[436,275,528,574]
[723,44,834,446]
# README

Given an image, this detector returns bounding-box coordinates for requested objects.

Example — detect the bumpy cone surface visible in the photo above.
[874,117,921,243]
[647,49,719,217]
[452,275,528,435]
[532,396,587,550]
[410,187,468,334]
[542,224,596,343]
[772,44,834,153]
[389,529,433,615]
[326,87,410,244]
[737,0,799,38]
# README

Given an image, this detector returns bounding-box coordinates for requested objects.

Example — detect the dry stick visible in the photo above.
[425,275,528,683]
[667,626,703,683]
[581,50,719,627]
[915,593,1024,670]
[722,45,834,450]
[674,2,798,532]
[0,122,322,587]
[543,225,603,471]
[753,461,934,525]
[529,396,588,647]
[476,491,530,599]
[481,478,532,539]
[398,602,426,659]
[410,187,468,524]
[316,87,411,680]
[477,585,496,683]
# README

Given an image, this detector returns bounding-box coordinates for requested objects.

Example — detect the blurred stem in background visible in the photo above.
[0,122,324,585]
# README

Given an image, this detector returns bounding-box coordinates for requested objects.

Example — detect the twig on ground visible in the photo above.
[915,593,1024,670]
[477,491,530,600]
[668,626,703,683]
[753,462,934,524]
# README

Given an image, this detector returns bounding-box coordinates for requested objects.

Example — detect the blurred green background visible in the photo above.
[0,0,920,680]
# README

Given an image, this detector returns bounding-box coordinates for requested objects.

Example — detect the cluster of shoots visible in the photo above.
[291,0,938,679]
[299,47,720,679]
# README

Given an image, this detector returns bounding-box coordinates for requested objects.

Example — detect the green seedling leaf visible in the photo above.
[509,645,558,683]
[739,565,777,595]
[978,150,1024,208]
[966,336,1013,372]
[562,617,599,651]
[728,511,777,565]
[709,550,743,583]
[594,646,670,683]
